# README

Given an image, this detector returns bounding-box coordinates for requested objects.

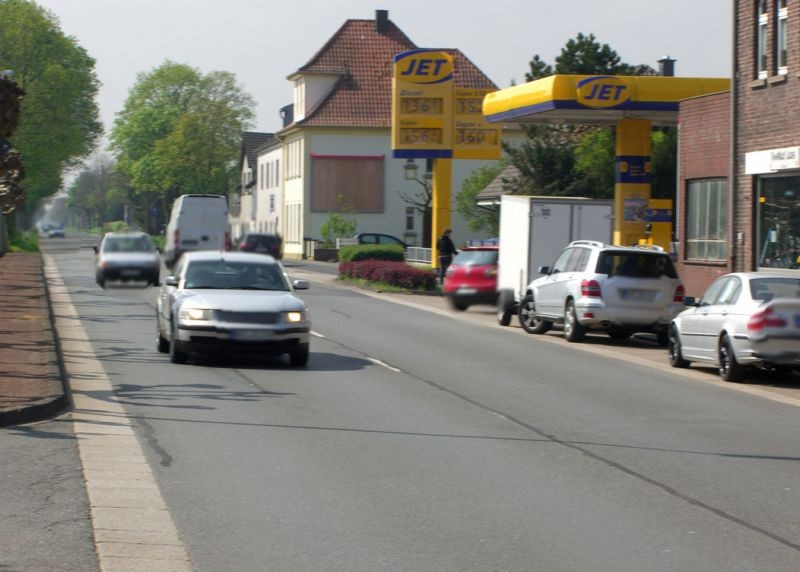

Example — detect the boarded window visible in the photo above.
[311,155,384,213]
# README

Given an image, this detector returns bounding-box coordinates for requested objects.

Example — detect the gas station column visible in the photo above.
[614,118,652,246]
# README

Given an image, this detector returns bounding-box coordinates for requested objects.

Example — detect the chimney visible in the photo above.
[376,9,389,33]
[658,56,676,77]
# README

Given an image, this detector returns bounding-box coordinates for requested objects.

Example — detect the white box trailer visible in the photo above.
[497,195,614,325]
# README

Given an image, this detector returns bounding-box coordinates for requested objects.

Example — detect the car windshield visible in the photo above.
[596,252,678,278]
[453,250,498,266]
[183,260,288,291]
[749,277,800,302]
[103,236,154,253]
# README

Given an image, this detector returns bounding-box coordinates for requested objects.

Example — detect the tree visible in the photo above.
[455,162,504,236]
[110,61,254,217]
[67,154,130,229]
[0,0,102,216]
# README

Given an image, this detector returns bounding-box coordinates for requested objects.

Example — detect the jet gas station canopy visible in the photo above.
[482,74,731,246]
[482,75,730,126]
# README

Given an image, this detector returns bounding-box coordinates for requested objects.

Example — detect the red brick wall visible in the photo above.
[678,92,731,297]
[734,0,800,272]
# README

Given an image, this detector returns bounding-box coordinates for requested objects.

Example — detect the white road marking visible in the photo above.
[367,357,402,373]
[311,330,326,338]
[44,254,195,572]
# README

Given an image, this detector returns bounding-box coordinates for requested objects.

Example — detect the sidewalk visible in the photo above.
[0,252,68,426]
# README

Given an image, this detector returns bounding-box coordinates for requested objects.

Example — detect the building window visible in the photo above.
[270,194,275,213]
[777,0,788,74]
[757,0,769,78]
[686,179,727,261]
[406,207,415,231]
[758,175,800,268]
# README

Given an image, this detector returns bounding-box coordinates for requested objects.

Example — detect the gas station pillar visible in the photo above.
[614,118,652,246]
[430,158,452,267]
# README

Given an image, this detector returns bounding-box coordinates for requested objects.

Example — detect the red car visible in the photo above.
[443,245,499,311]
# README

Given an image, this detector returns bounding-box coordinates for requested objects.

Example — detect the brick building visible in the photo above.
[677,0,800,296]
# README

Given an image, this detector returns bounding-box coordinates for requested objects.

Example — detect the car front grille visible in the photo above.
[215,311,280,324]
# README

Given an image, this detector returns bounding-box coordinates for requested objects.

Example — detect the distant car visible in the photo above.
[156,251,311,366]
[443,245,499,311]
[519,241,685,345]
[669,272,800,381]
[94,231,161,287]
[47,226,65,238]
[354,233,407,248]
[238,232,283,259]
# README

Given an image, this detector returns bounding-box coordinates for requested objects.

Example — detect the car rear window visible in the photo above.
[750,277,800,301]
[595,252,678,279]
[246,235,280,248]
[104,236,154,253]
[453,250,498,266]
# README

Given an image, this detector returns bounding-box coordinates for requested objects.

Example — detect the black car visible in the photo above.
[354,233,407,248]
[238,233,283,259]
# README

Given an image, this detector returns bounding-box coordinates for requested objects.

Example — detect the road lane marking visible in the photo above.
[43,254,195,572]
[367,357,402,373]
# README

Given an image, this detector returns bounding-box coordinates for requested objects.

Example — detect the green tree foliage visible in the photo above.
[508,33,672,201]
[110,61,254,210]
[67,154,130,229]
[455,162,504,236]
[0,0,102,213]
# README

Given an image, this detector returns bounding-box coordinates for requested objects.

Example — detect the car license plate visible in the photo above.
[457,287,477,295]
[121,269,141,277]
[231,330,272,341]
[620,289,655,302]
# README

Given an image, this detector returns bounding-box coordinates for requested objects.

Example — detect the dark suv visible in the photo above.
[238,233,283,259]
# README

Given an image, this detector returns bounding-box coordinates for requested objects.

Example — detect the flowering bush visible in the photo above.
[339,260,437,290]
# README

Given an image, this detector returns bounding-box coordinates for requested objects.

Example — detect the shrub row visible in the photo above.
[338,243,405,262]
[339,260,437,290]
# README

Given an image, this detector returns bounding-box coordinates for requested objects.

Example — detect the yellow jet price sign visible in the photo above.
[453,88,501,160]
[392,50,454,158]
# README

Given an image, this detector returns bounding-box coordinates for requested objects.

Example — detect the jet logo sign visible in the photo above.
[576,76,631,109]
[394,51,454,85]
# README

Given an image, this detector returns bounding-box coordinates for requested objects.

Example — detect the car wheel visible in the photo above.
[518,294,552,334]
[718,334,745,382]
[156,314,169,354]
[606,327,632,340]
[289,344,310,367]
[169,320,189,364]
[449,298,468,312]
[563,300,586,342]
[97,275,105,288]
[151,273,160,287]
[497,309,513,327]
[668,326,690,368]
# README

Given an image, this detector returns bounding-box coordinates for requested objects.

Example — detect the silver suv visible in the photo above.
[518,241,685,345]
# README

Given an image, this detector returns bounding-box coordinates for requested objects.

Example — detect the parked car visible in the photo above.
[518,241,684,345]
[354,233,407,248]
[156,251,311,366]
[443,245,499,311]
[238,232,283,259]
[163,194,229,268]
[669,272,800,381]
[94,231,161,287]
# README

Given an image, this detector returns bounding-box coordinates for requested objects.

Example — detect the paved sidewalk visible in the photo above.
[0,251,68,426]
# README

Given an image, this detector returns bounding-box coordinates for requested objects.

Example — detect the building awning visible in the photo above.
[483,75,730,127]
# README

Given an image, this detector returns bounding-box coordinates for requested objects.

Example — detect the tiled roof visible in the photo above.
[476,165,521,203]
[290,16,498,128]
[240,132,275,170]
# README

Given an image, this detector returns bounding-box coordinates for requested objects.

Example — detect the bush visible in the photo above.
[338,244,405,263]
[8,229,39,252]
[103,220,129,232]
[339,260,437,290]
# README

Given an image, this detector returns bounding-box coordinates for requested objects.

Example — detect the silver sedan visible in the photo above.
[668,272,800,381]
[156,251,311,366]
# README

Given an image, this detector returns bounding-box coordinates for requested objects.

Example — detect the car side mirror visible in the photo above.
[538,265,550,275]
[683,296,697,306]
[292,279,310,290]
[164,276,178,287]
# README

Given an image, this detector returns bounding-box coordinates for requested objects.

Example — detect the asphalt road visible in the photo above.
[38,236,800,571]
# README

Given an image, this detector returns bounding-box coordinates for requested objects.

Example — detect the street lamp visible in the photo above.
[403,158,418,180]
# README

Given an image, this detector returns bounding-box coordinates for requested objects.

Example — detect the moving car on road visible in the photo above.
[94,231,161,287]
[518,241,685,345]
[238,232,283,259]
[443,245,499,311]
[156,251,311,366]
[669,272,800,381]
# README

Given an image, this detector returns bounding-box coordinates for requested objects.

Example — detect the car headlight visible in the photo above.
[179,308,212,321]
[284,311,307,323]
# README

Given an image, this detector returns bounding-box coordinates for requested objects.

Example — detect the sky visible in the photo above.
[34,0,732,143]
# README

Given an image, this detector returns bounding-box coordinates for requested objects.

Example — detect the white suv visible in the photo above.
[518,241,685,345]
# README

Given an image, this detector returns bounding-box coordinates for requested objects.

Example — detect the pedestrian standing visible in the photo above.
[436,228,457,284]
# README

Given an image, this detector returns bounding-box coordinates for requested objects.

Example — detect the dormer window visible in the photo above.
[294,78,306,122]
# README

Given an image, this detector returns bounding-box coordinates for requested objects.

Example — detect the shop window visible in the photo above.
[686,179,727,261]
[758,175,800,269]
[777,0,788,74]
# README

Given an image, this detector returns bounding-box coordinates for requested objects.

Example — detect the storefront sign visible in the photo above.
[745,146,800,174]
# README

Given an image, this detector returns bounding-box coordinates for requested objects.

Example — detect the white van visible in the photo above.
[163,194,229,268]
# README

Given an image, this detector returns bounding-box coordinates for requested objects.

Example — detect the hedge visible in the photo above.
[338,243,405,262]
[339,260,437,290]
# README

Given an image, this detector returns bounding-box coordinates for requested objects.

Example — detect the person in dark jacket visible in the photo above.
[436,228,458,284]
